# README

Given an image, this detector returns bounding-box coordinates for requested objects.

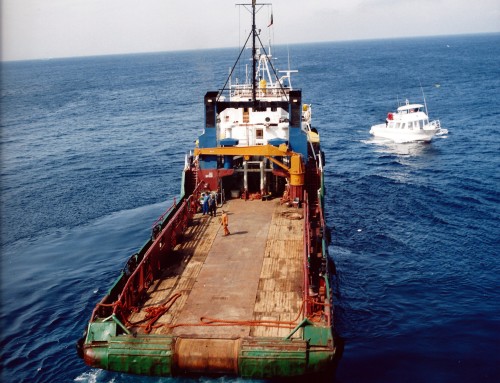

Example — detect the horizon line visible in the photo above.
[2,31,499,63]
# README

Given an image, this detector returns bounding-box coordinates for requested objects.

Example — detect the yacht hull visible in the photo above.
[370,123,438,143]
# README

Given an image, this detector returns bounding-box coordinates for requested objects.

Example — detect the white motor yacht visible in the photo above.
[370,100,444,143]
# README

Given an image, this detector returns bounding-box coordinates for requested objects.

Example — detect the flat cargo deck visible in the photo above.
[128,198,305,339]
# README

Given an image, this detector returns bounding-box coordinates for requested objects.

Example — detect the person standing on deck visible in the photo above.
[202,193,209,215]
[221,210,230,236]
[209,193,217,217]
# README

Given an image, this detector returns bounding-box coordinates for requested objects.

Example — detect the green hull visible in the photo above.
[82,321,338,378]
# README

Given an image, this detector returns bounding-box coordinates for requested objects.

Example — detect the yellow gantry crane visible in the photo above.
[193,143,305,187]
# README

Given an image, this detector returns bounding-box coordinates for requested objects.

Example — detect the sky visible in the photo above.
[1,0,499,61]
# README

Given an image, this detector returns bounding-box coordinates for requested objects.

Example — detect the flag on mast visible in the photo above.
[268,12,273,27]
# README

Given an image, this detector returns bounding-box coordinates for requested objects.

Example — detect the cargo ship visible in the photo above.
[77,1,341,379]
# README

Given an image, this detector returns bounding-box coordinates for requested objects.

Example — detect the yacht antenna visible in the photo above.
[287,45,291,73]
[419,79,429,115]
[252,0,257,103]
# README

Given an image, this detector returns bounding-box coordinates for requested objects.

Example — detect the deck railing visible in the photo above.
[91,181,205,324]
[303,190,311,317]
[303,169,333,327]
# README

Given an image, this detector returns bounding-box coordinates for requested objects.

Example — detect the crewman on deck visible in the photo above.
[202,193,209,215]
[209,193,217,217]
[221,210,230,236]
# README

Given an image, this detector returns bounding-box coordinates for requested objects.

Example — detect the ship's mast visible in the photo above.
[252,0,257,103]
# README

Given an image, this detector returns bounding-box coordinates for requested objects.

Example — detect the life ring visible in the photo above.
[387,113,393,120]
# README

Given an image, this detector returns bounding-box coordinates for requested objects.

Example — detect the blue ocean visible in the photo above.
[1,33,499,383]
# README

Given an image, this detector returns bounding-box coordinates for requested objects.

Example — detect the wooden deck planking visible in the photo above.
[170,199,273,338]
[129,199,305,339]
[251,203,304,338]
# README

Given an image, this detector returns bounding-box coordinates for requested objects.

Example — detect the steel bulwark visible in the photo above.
[83,332,334,378]
[84,335,174,376]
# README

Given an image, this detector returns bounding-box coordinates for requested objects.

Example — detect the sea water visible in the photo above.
[1,33,499,383]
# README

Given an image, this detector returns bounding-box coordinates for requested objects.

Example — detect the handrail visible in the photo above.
[151,198,177,229]
[318,185,332,327]
[89,181,206,325]
[112,181,206,319]
[303,190,311,317]
[322,236,332,328]
[112,196,191,318]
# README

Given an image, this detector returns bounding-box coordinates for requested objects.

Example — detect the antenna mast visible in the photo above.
[419,79,429,115]
[252,0,257,103]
